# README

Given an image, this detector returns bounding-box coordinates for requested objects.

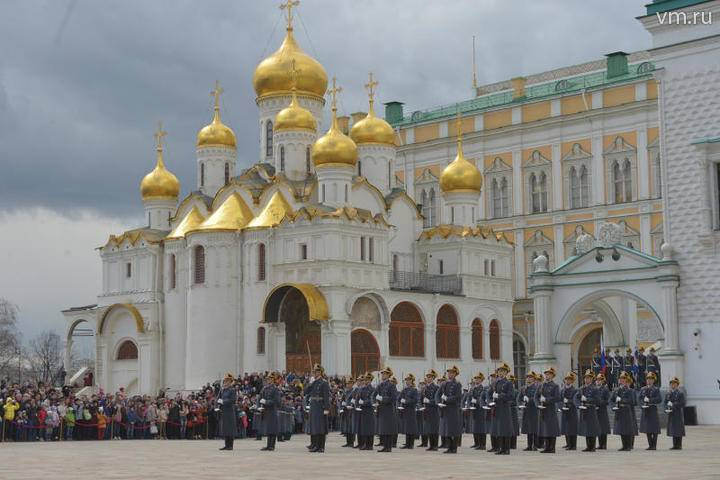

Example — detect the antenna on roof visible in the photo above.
[472,36,478,92]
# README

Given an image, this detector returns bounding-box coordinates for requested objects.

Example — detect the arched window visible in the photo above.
[530,173,539,213]
[489,319,500,360]
[613,161,623,203]
[169,254,176,290]
[389,302,424,357]
[492,179,501,218]
[306,147,311,174]
[224,163,230,185]
[344,184,348,203]
[450,206,455,224]
[257,326,266,354]
[654,153,661,197]
[388,161,392,190]
[500,177,509,216]
[116,340,138,360]
[321,184,326,203]
[194,245,205,284]
[266,121,273,157]
[513,334,527,384]
[200,163,205,187]
[436,305,459,359]
[570,166,580,209]
[471,318,484,360]
[280,146,285,172]
[429,188,437,226]
[623,159,632,202]
[358,160,363,177]
[579,165,589,207]
[539,172,548,212]
[392,253,399,280]
[421,190,430,228]
[257,243,266,281]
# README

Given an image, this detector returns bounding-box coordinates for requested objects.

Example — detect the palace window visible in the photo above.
[224,162,230,185]
[368,237,374,263]
[257,243,266,281]
[489,319,501,360]
[266,121,273,157]
[257,327,266,355]
[653,152,662,198]
[200,163,205,187]
[530,172,548,213]
[280,146,285,172]
[471,318,484,360]
[360,237,366,261]
[491,177,509,218]
[491,259,496,276]
[194,245,205,284]
[169,254,176,289]
[436,304,459,359]
[117,340,138,360]
[612,159,633,203]
[569,166,589,209]
[389,302,424,357]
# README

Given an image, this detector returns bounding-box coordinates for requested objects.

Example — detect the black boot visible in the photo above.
[598,434,607,450]
[524,434,533,451]
[401,434,412,449]
[510,435,517,449]
[542,437,555,453]
[316,434,325,453]
[471,433,479,448]
[261,435,274,451]
[420,435,427,447]
[536,436,544,451]
[444,436,456,454]
[426,435,438,451]
[568,435,577,450]
[488,436,498,453]
[629,435,635,450]
[308,434,318,452]
[478,434,486,450]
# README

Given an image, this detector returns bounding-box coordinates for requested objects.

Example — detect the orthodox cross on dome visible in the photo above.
[288,59,301,90]
[455,110,463,149]
[154,121,167,152]
[327,76,342,114]
[211,80,224,111]
[280,0,300,30]
[364,72,378,111]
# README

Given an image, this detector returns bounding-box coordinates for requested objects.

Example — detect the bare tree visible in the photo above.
[0,298,21,380]
[29,330,63,386]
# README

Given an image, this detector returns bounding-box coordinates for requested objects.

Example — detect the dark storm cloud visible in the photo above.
[0,0,650,216]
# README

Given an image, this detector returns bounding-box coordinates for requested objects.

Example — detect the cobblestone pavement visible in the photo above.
[1,428,718,480]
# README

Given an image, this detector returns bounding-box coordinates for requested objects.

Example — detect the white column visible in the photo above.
[640,213,652,254]
[425,324,436,369]
[460,326,472,364]
[592,135,604,205]
[625,298,638,348]
[554,223,564,264]
[514,229,526,298]
[512,149,523,215]
[637,127,649,200]
[660,279,680,352]
[551,143,562,211]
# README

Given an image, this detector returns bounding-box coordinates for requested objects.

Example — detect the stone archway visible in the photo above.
[351,329,380,378]
[64,318,95,384]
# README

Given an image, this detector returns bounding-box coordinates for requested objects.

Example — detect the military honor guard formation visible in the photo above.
[216,362,687,455]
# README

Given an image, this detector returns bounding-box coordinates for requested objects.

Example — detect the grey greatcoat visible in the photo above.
[560,384,578,436]
[535,380,561,437]
[483,382,495,433]
[664,389,686,437]
[574,384,600,437]
[304,377,330,435]
[356,384,375,436]
[257,384,282,435]
[510,391,520,436]
[421,382,440,434]
[340,387,354,434]
[437,379,463,437]
[398,386,419,435]
[519,383,538,435]
[462,390,473,433]
[491,377,515,437]
[375,380,399,435]
[219,387,237,438]
[596,385,611,435]
[612,386,638,436]
[638,385,661,434]
[470,385,486,434]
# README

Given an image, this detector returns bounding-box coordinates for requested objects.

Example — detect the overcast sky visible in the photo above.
[0,0,651,337]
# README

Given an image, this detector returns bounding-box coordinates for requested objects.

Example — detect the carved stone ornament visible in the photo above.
[596,222,623,247]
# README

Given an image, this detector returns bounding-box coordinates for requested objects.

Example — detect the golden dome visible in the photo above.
[439,124,482,193]
[189,192,254,233]
[252,27,327,100]
[167,206,205,239]
[350,73,396,146]
[140,138,180,201]
[197,82,237,148]
[312,77,357,167]
[274,88,316,132]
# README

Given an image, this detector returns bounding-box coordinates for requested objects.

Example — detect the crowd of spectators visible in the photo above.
[0,373,352,442]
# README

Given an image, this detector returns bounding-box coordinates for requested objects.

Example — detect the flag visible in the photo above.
[600,334,607,374]
[632,347,639,378]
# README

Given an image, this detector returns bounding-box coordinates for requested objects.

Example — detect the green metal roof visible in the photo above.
[646,0,713,15]
[391,61,655,128]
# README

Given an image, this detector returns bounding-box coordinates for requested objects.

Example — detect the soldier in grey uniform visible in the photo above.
[398,373,419,449]
[356,372,376,450]
[417,380,426,446]
[304,364,331,453]
[342,378,357,447]
[508,374,520,449]
[491,362,515,455]
[485,372,498,452]
[536,367,561,453]
[594,373,611,449]
[421,369,440,451]
[612,371,638,451]
[469,373,486,450]
[257,371,282,451]
[665,376,686,450]
[637,346,647,387]
[437,365,463,453]
[390,377,400,447]
[435,375,448,448]
[218,373,237,451]
[646,348,661,387]
[519,371,539,451]
[374,367,399,452]
[639,371,661,450]
[575,369,599,452]
[611,349,623,389]
[560,371,578,450]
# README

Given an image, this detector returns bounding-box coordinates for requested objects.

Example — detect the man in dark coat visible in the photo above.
[508,374,520,449]
[591,348,601,375]
[341,378,358,447]
[374,366,398,452]
[421,369,440,451]
[469,373,486,450]
[575,369,599,452]
[304,364,331,453]
[595,373,611,449]
[485,373,498,452]
[520,371,539,451]
[416,381,426,446]
[611,349,623,389]
[639,371,661,450]
[612,371,638,451]
[623,348,635,377]
[491,362,515,455]
[665,376,686,450]
[646,348,661,387]
[637,346,647,387]
[560,371,579,450]
[258,371,282,451]
[536,367,561,453]
[218,373,237,451]
[398,373,419,449]
[437,366,463,453]
[356,372,376,450]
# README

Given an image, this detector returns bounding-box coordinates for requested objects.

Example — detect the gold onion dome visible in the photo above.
[141,124,180,201]
[274,67,316,132]
[312,77,357,167]
[197,81,237,148]
[350,73,395,146]
[439,117,482,193]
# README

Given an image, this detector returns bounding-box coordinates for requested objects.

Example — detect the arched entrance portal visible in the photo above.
[575,327,602,378]
[351,329,380,378]
[263,284,329,374]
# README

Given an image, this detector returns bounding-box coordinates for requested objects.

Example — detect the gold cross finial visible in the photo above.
[455,110,463,148]
[288,59,301,91]
[364,72,378,110]
[154,121,167,151]
[280,0,300,30]
[211,80,224,111]
[327,76,342,113]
